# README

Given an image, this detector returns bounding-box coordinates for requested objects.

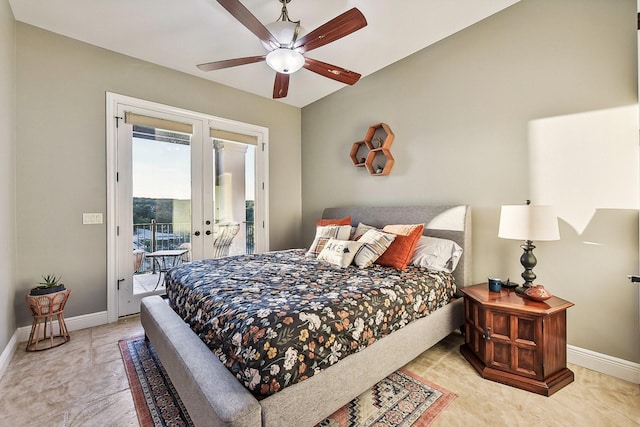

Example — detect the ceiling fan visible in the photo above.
[197,0,367,99]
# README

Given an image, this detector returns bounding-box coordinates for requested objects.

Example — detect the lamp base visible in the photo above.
[516,240,537,296]
[514,285,528,295]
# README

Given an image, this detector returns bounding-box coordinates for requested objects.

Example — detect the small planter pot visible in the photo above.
[30,285,66,296]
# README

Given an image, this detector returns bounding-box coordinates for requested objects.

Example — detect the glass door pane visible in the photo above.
[132,125,192,295]
[212,140,256,257]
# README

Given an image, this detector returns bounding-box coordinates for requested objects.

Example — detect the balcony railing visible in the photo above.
[133,220,255,274]
[133,220,191,253]
[246,222,255,254]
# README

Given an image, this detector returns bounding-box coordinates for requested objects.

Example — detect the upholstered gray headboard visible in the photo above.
[322,205,472,288]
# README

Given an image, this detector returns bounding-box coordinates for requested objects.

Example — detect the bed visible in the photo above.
[140,205,472,427]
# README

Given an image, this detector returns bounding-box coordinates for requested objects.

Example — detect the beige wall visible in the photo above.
[14,23,302,326]
[301,0,639,362]
[0,0,16,353]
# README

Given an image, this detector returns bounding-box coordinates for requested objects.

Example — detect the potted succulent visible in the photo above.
[30,274,66,296]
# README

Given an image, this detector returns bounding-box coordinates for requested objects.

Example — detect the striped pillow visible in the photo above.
[352,222,377,240]
[306,225,352,257]
[353,229,396,268]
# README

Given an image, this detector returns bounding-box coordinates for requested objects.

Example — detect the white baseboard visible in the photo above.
[0,330,18,380]
[568,345,640,384]
[16,310,109,343]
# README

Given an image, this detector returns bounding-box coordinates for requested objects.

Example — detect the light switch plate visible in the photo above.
[83,213,103,225]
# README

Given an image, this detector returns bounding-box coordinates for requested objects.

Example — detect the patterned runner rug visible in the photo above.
[119,336,456,427]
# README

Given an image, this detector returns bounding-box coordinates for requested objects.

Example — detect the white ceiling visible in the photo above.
[9,0,520,108]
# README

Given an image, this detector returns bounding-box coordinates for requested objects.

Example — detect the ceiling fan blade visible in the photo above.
[273,73,290,98]
[197,55,266,71]
[294,8,367,54]
[217,0,279,47]
[303,58,361,85]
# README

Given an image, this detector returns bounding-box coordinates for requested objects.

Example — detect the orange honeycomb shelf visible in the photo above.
[350,123,394,175]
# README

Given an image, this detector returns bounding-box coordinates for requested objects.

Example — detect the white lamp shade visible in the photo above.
[266,48,305,74]
[498,205,560,241]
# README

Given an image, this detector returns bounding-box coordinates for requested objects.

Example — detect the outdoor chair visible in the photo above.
[212,222,240,258]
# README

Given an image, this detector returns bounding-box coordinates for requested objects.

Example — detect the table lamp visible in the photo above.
[498,200,560,294]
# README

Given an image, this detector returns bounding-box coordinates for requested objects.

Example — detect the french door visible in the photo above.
[107,93,269,318]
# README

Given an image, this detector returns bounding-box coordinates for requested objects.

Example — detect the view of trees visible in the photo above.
[245,200,254,224]
[134,198,254,225]
[133,198,182,225]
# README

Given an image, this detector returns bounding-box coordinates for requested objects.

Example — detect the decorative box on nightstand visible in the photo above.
[459,283,574,396]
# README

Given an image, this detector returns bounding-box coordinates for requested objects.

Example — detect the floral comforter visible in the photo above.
[165,249,456,398]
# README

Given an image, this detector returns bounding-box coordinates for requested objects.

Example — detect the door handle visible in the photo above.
[205,230,212,235]
[482,327,491,341]
[194,231,201,236]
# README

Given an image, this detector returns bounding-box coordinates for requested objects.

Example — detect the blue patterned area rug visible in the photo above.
[119,336,456,427]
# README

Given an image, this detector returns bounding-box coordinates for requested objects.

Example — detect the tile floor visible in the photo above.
[133,273,165,294]
[0,316,143,426]
[0,317,638,426]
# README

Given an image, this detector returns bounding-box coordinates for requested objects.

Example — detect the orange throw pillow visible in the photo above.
[375,224,424,270]
[316,216,352,226]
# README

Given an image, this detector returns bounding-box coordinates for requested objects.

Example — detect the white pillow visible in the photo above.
[410,236,463,273]
[306,225,352,257]
[318,239,364,268]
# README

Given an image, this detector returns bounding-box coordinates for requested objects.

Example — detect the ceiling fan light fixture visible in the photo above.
[205,0,367,98]
[266,48,305,74]
[262,21,301,49]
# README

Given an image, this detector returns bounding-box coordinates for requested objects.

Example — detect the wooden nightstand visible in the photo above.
[459,283,574,396]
